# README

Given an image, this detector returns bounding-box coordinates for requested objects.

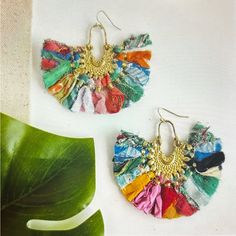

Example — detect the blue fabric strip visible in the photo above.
[195,139,222,161]
[114,145,142,162]
[126,62,150,75]
[116,60,150,75]
[42,49,72,61]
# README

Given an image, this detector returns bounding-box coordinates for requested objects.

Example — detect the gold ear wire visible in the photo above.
[88,23,108,45]
[96,10,122,31]
[156,107,189,122]
[88,10,121,46]
[157,120,177,140]
[155,108,189,141]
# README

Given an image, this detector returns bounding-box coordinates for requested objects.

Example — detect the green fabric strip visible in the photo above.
[62,83,80,109]
[183,175,210,207]
[113,77,144,102]
[43,61,71,89]
[191,172,219,197]
[117,157,143,176]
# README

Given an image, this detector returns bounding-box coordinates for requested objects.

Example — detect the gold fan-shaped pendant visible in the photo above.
[147,139,191,180]
[77,44,116,79]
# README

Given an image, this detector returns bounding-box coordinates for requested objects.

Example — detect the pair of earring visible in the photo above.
[40,11,225,219]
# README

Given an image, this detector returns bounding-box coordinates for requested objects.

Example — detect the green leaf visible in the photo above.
[1,113,103,236]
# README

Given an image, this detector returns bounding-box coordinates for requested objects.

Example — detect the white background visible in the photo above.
[30,0,236,235]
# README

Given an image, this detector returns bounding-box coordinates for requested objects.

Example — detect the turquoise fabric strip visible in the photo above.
[116,167,142,188]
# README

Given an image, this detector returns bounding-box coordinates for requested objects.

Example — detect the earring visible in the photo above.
[41,10,152,114]
[113,108,225,219]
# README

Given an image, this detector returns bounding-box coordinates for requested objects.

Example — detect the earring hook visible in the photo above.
[96,10,122,31]
[156,107,189,122]
[155,108,189,141]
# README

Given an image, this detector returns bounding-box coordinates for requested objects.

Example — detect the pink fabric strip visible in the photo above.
[133,181,162,218]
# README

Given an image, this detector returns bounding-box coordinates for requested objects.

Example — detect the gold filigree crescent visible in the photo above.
[78,44,116,79]
[147,139,190,180]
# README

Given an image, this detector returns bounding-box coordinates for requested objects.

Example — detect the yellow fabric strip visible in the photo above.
[48,74,76,102]
[121,172,155,202]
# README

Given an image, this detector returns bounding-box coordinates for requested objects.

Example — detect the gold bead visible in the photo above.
[150,148,155,153]
[148,160,154,166]
[151,165,157,171]
[148,154,154,159]
[187,144,192,150]
[143,141,148,147]
[175,173,179,178]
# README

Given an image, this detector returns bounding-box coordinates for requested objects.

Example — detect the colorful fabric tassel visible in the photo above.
[115,157,149,188]
[161,186,179,214]
[116,167,142,188]
[133,181,162,218]
[71,85,94,113]
[115,157,144,176]
[122,172,155,201]
[92,91,107,114]
[182,175,210,207]
[41,58,58,70]
[123,34,152,50]
[48,73,77,102]
[113,77,144,103]
[124,62,150,86]
[114,145,142,162]
[200,166,221,178]
[187,152,225,172]
[116,51,151,69]
[92,79,107,114]
[101,74,125,113]
[62,82,81,109]
[41,34,152,114]
[175,193,198,216]
[43,60,72,89]
[113,123,225,219]
[43,40,70,53]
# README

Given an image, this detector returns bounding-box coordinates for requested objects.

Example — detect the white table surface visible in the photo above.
[30,0,236,235]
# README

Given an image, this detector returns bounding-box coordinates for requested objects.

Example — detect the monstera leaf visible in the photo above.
[1,113,104,236]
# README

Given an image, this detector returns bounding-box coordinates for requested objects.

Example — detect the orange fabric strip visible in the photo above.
[163,203,182,219]
[116,51,151,68]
